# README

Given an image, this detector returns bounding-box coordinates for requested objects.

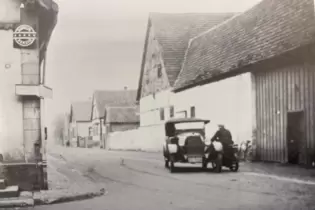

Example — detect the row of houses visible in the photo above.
[136,0,315,165]
[65,89,140,148]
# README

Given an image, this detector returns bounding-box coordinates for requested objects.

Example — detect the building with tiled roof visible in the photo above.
[136,12,235,127]
[90,89,138,148]
[102,107,140,146]
[171,0,315,165]
[174,0,315,91]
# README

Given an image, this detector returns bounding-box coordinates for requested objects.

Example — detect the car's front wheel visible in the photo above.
[164,158,169,168]
[169,160,175,173]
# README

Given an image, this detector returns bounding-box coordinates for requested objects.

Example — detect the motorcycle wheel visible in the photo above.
[202,159,208,170]
[230,162,239,172]
[212,153,222,173]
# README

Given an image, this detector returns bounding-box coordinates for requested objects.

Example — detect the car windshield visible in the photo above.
[174,122,205,130]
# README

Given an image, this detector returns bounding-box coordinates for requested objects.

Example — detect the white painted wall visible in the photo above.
[139,89,174,126]
[171,73,253,145]
[108,126,164,152]
[0,2,25,160]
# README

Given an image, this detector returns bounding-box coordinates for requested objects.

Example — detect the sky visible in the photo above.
[46,0,262,130]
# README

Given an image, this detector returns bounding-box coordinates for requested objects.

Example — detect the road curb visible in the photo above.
[0,197,34,208]
[34,188,106,205]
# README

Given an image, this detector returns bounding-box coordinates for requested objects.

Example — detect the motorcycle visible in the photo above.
[205,141,239,173]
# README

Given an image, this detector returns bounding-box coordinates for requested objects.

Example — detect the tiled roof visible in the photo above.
[173,0,315,91]
[71,101,92,122]
[93,90,137,117]
[105,107,140,123]
[136,12,235,101]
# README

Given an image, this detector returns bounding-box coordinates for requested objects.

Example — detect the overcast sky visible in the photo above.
[46,0,262,129]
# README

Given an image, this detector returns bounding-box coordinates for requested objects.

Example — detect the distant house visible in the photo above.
[136,13,235,128]
[101,106,140,149]
[69,101,92,147]
[172,0,315,165]
[91,89,137,147]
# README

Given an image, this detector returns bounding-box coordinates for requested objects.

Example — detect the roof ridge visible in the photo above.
[190,13,240,43]
[173,13,240,88]
[188,0,263,43]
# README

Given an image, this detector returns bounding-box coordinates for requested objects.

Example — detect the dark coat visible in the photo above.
[211,128,234,145]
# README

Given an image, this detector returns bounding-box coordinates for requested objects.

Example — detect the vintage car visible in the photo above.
[162,118,212,172]
[163,118,239,173]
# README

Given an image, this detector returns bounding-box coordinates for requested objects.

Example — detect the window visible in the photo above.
[160,108,165,121]
[190,106,195,118]
[157,64,162,78]
[170,106,174,118]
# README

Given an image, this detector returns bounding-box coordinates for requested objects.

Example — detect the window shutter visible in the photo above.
[160,108,165,121]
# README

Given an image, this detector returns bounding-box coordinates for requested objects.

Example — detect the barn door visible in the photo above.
[287,111,304,164]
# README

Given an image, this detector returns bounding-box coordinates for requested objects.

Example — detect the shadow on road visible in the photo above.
[167,166,236,174]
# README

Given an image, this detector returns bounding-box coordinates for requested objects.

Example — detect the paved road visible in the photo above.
[27,148,315,210]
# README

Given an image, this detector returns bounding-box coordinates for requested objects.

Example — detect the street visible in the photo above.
[20,147,315,210]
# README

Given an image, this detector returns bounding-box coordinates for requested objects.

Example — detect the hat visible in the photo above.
[218,124,224,128]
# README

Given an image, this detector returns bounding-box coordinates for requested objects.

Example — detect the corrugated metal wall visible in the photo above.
[254,63,315,164]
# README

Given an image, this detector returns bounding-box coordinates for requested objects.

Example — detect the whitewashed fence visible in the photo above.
[107,125,165,152]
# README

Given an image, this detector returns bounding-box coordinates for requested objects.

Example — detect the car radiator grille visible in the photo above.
[185,136,205,155]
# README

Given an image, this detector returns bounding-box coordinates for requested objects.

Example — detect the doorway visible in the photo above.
[287,111,304,164]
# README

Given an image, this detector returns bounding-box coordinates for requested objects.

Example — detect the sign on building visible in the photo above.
[13,24,37,49]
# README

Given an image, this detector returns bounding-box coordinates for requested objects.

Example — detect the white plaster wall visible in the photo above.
[0,0,21,24]
[108,125,164,152]
[0,30,24,158]
[76,121,91,138]
[171,73,253,145]
[139,89,174,126]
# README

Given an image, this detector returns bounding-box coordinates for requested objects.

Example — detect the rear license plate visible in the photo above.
[188,157,202,163]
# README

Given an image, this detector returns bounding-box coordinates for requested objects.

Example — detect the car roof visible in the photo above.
[165,117,210,124]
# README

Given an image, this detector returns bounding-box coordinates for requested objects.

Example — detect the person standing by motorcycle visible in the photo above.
[210,124,234,152]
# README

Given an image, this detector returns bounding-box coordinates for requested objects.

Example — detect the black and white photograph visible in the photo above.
[0,0,315,209]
